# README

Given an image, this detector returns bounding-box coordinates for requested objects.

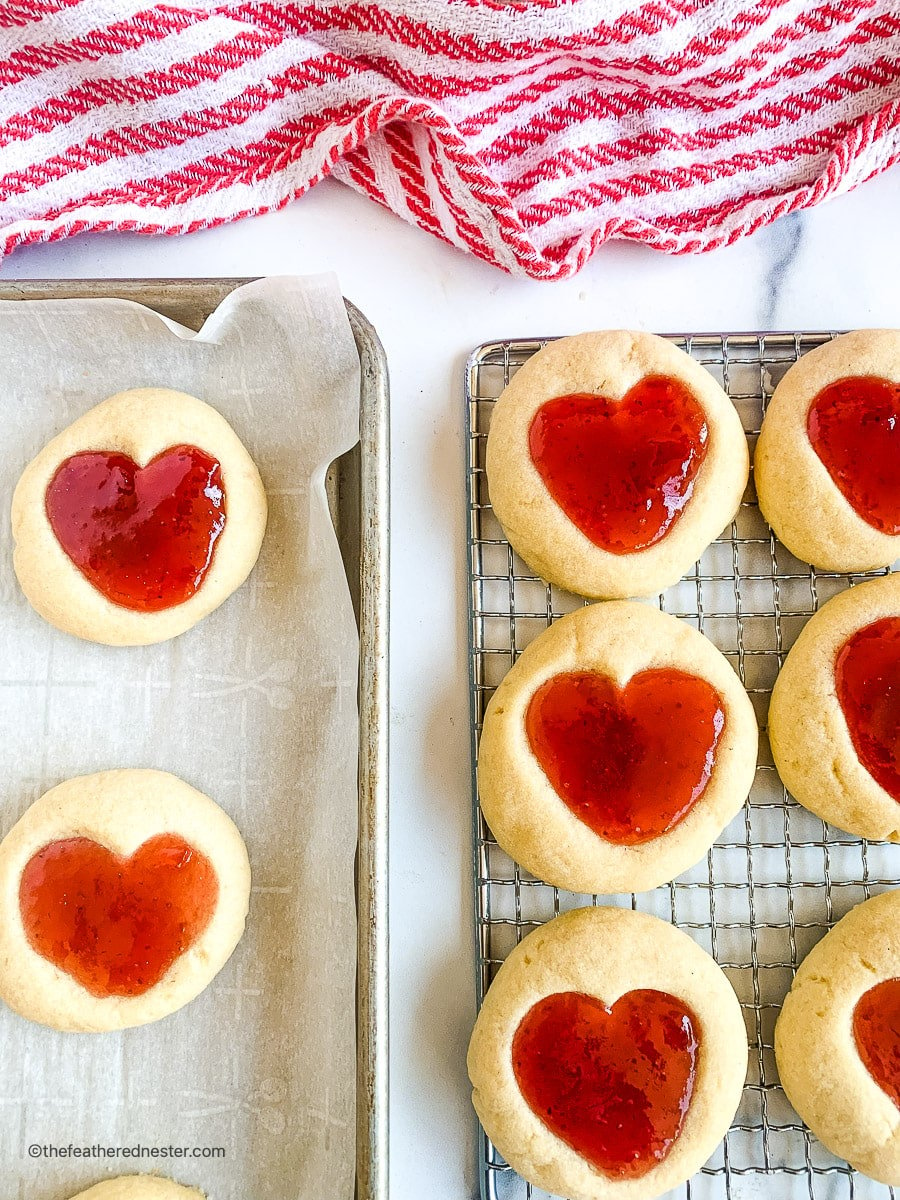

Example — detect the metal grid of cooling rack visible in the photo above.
[465,333,899,1200]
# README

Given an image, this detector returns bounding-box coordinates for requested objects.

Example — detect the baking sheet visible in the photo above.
[0,276,360,1200]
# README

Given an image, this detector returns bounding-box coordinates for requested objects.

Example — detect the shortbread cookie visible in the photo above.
[12,388,267,645]
[70,1178,205,1199]
[478,602,758,893]
[468,906,747,1200]
[775,890,900,1184]
[755,330,900,571]
[0,769,250,1032]
[769,573,900,840]
[485,331,749,598]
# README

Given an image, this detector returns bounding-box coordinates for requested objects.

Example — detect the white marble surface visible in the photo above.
[5,167,900,1199]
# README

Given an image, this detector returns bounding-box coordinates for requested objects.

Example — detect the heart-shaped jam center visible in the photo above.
[528,377,709,554]
[526,669,726,844]
[45,445,226,612]
[835,616,900,801]
[513,989,699,1178]
[20,834,218,998]
[808,377,900,534]
[854,978,900,1106]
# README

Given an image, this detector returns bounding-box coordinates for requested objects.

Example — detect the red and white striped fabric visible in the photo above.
[1,0,898,278]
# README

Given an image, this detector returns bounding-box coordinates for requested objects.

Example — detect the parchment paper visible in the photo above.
[0,276,361,1200]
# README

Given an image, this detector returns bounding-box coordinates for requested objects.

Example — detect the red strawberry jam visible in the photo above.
[513,989,699,1178]
[854,978,900,1107]
[528,377,709,553]
[20,834,218,997]
[808,377,900,534]
[526,669,726,844]
[45,445,225,611]
[835,617,900,801]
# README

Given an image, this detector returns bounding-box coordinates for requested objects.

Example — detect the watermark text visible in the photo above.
[28,1143,225,1161]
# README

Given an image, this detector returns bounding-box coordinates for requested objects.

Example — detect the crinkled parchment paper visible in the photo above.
[0,276,360,1200]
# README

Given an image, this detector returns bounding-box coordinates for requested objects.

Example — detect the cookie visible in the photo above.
[0,769,250,1032]
[478,602,758,894]
[769,573,900,840]
[12,388,267,645]
[485,331,749,599]
[775,890,900,1184]
[468,906,747,1200]
[755,329,900,571]
[69,1179,205,1200]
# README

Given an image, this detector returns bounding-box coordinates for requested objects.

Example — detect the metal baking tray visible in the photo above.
[466,333,897,1200]
[0,278,389,1200]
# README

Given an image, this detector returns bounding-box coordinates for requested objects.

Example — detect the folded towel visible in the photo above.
[1,0,898,276]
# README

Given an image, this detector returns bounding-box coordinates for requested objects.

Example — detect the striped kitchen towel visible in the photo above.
[1,0,898,278]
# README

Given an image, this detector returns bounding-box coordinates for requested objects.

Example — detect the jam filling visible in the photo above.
[45,445,226,612]
[20,834,218,998]
[528,377,709,554]
[512,989,699,1179]
[807,377,900,534]
[526,669,726,844]
[854,978,900,1107]
[835,616,900,801]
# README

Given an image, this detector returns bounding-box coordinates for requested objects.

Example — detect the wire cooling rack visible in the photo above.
[465,333,899,1200]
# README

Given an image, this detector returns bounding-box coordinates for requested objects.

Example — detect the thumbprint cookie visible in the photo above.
[769,573,900,841]
[0,769,250,1032]
[486,331,749,598]
[68,1178,206,1199]
[468,906,747,1200]
[478,602,758,893]
[12,388,267,645]
[776,890,900,1184]
[756,329,900,571]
